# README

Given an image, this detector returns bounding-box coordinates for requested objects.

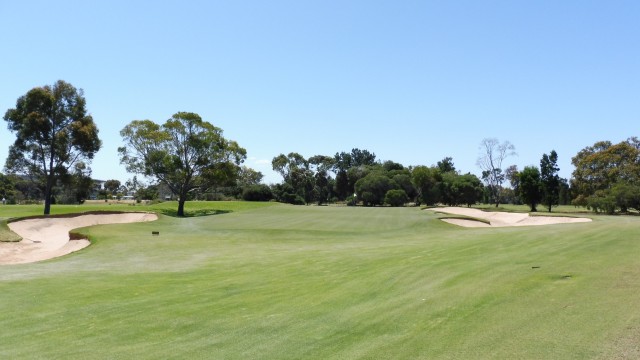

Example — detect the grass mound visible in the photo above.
[0,219,22,242]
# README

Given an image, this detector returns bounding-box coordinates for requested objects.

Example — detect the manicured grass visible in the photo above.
[1,203,638,359]
[0,201,277,241]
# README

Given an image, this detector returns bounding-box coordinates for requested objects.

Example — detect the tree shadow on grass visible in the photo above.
[157,209,232,218]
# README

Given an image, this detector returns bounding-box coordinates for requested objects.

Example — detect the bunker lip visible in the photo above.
[1,212,158,265]
[428,207,592,228]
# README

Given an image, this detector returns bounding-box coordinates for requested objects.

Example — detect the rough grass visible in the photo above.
[0,203,638,359]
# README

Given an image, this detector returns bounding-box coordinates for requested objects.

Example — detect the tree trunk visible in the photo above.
[43,170,55,215]
[177,197,186,217]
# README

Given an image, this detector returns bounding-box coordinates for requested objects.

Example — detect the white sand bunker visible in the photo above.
[1,212,158,265]
[427,207,592,228]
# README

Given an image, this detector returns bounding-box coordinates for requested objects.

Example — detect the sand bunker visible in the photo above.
[1,212,158,265]
[427,207,591,228]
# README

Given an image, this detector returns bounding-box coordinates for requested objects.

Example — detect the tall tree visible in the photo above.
[477,138,516,207]
[518,166,542,212]
[119,112,246,217]
[437,157,456,174]
[3,80,101,215]
[350,148,376,167]
[540,150,560,212]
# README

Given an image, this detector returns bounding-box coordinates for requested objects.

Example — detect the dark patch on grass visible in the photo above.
[69,231,88,241]
[156,209,231,217]
[532,266,541,269]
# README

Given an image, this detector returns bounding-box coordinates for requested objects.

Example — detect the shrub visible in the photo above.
[242,185,273,202]
[355,174,398,206]
[384,189,409,207]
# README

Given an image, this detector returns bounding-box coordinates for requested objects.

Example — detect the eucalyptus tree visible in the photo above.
[477,138,516,207]
[119,112,246,217]
[3,80,101,214]
[272,152,313,204]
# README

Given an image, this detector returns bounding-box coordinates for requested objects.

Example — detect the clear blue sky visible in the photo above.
[1,1,638,184]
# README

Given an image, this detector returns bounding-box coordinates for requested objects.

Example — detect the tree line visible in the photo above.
[2,80,639,215]
[267,150,484,208]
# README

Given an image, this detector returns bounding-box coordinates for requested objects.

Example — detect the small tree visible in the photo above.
[518,166,542,212]
[4,80,101,214]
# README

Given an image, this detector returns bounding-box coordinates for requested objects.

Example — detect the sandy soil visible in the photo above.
[1,213,158,265]
[427,207,592,228]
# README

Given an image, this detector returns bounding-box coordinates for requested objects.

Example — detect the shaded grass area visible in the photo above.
[0,205,638,359]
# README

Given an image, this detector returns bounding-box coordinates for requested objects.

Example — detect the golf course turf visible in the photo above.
[0,202,638,359]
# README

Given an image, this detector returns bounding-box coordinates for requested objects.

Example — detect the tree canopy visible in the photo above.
[118,112,246,216]
[571,139,640,213]
[3,80,101,214]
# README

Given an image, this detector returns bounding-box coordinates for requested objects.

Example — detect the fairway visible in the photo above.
[0,203,638,359]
